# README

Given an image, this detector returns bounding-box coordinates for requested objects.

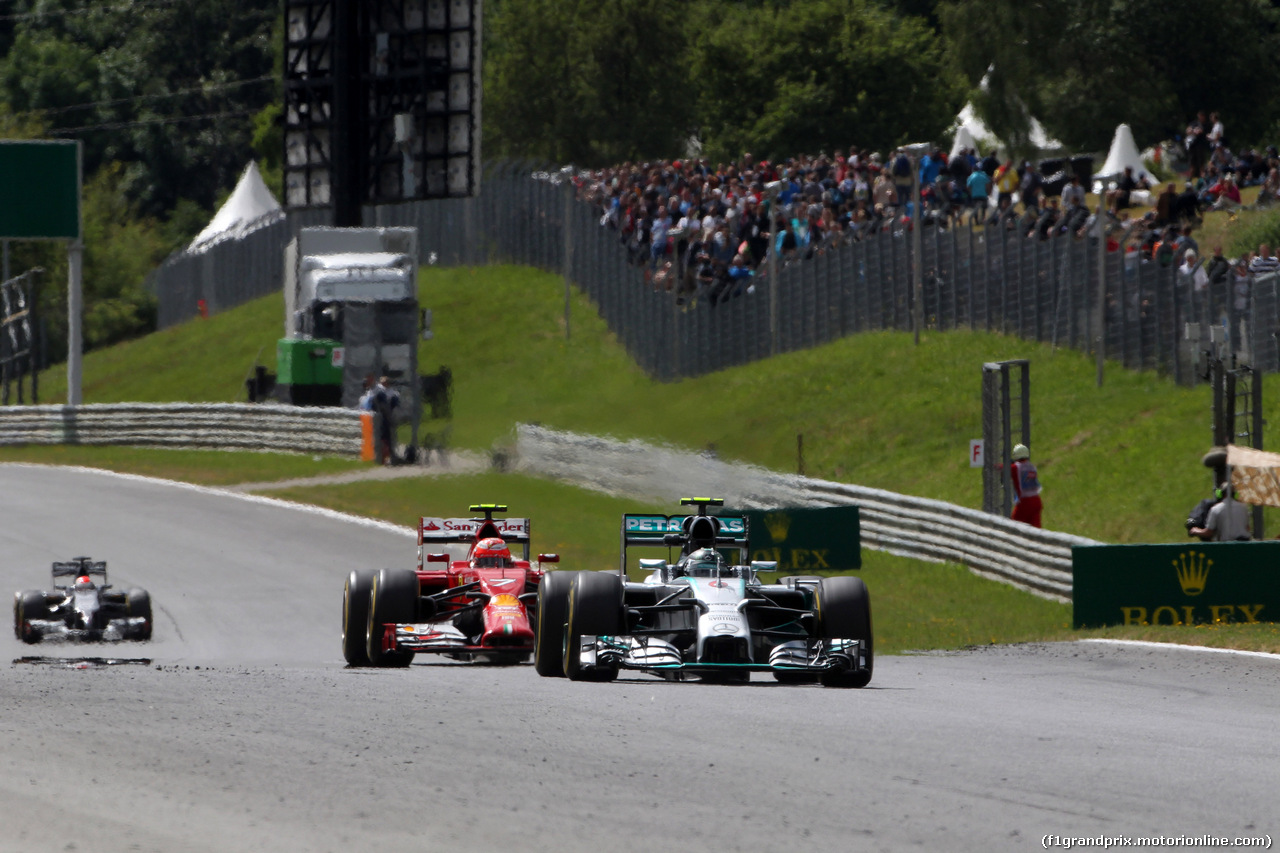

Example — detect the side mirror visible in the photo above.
[425,553,449,563]
[537,554,560,564]
[750,561,779,573]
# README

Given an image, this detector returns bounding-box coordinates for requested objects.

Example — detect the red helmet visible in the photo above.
[74,575,94,590]
[472,538,513,568]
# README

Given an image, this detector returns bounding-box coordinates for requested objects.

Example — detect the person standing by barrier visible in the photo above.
[1010,443,1043,528]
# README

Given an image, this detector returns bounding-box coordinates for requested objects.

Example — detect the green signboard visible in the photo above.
[737,506,861,572]
[1072,542,1280,628]
[0,140,81,240]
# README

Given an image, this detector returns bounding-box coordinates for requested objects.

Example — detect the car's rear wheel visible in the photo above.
[815,576,873,688]
[342,570,376,666]
[534,570,577,678]
[366,568,418,667]
[14,590,45,644]
[564,572,623,682]
[125,589,153,640]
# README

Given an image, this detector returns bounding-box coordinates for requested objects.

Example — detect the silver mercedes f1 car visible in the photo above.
[13,557,153,644]
[535,499,872,687]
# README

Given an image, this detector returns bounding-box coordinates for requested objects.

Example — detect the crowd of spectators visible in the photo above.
[574,114,1280,309]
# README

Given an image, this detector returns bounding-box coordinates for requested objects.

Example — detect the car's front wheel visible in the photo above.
[534,570,577,678]
[815,576,873,688]
[125,589,153,640]
[342,570,375,666]
[366,568,418,667]
[14,590,46,644]
[564,572,624,682]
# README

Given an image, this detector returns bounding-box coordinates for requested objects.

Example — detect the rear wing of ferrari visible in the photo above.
[51,558,108,589]
[417,516,532,568]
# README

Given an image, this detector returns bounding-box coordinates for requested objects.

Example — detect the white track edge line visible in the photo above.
[1,463,417,538]
[1081,638,1280,661]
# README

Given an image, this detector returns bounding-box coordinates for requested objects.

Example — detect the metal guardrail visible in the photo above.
[0,403,365,456]
[513,423,1095,601]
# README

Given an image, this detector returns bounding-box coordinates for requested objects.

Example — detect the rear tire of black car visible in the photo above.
[14,590,45,644]
[564,572,623,682]
[125,589,153,641]
[343,570,376,666]
[815,576,873,688]
[366,568,418,668]
[534,570,577,678]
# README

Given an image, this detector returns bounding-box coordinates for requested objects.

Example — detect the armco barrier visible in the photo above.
[0,403,365,456]
[513,423,1097,601]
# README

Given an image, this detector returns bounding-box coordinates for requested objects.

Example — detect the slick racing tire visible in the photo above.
[815,576,873,688]
[772,670,819,685]
[343,570,376,666]
[366,568,418,667]
[564,572,624,682]
[14,590,46,644]
[534,570,577,678]
[125,589,153,641]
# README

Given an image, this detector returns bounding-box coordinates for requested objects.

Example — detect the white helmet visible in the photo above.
[1012,444,1030,460]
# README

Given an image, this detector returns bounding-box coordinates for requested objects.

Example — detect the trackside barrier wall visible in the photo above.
[513,424,1096,602]
[0,403,364,456]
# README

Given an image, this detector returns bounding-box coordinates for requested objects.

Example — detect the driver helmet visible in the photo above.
[74,575,94,591]
[472,537,514,568]
[683,548,725,577]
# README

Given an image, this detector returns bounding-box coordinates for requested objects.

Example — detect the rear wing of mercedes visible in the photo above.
[620,508,749,572]
[51,558,108,589]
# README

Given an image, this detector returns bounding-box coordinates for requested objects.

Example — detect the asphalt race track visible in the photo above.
[1,464,1278,852]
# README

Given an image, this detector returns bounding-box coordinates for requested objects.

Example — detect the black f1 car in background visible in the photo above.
[535,498,872,687]
[343,504,560,667]
[13,557,153,643]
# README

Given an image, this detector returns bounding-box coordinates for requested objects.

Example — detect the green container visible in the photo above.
[276,338,344,386]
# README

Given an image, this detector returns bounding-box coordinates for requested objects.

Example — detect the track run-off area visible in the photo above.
[1,464,1277,852]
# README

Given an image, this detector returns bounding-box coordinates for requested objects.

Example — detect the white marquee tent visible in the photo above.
[1094,123,1155,183]
[950,99,1062,160]
[187,161,284,254]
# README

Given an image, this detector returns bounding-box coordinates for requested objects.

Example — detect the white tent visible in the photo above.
[187,161,284,254]
[1094,123,1154,183]
[950,122,982,160]
[952,98,1062,159]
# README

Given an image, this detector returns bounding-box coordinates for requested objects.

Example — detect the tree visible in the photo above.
[0,0,276,217]
[691,0,962,164]
[484,0,694,164]
[940,0,1280,153]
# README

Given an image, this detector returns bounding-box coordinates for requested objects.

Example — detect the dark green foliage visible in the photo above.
[691,0,960,163]
[485,0,695,165]
[940,0,1280,154]
[0,0,276,218]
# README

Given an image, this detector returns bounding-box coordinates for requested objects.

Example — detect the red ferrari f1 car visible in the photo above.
[342,504,559,667]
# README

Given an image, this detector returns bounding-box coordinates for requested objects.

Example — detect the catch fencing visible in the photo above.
[0,403,364,456]
[150,162,1280,382]
[513,423,1095,602]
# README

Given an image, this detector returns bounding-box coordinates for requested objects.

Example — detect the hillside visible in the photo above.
[27,263,1266,545]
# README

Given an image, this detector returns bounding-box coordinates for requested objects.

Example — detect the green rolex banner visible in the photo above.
[1072,542,1280,628]
[733,506,861,572]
